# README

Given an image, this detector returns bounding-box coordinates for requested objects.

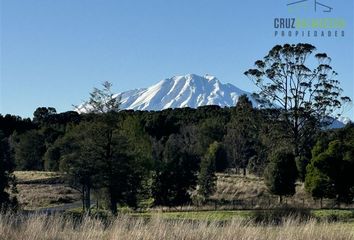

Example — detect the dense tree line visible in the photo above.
[0,114,35,209]
[3,99,283,211]
[5,102,352,212]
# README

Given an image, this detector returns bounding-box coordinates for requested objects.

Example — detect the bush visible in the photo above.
[313,210,354,222]
[64,208,114,225]
[251,207,312,224]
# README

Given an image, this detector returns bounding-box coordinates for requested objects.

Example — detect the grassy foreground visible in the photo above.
[0,213,353,240]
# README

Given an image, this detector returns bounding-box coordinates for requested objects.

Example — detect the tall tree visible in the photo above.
[96,115,153,213]
[153,134,199,206]
[245,43,351,162]
[248,109,288,176]
[13,130,45,170]
[59,118,134,214]
[58,122,98,212]
[61,82,152,214]
[33,107,57,124]
[197,142,218,199]
[224,95,259,175]
[305,153,336,207]
[76,81,120,114]
[67,82,122,213]
[264,150,297,203]
[119,116,153,208]
[61,82,120,213]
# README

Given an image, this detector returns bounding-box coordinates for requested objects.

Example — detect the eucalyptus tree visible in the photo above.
[245,43,351,172]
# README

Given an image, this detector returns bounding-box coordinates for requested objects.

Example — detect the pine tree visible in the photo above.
[59,114,152,213]
[119,116,153,208]
[153,134,199,206]
[305,154,336,207]
[264,150,297,203]
[13,130,45,170]
[197,142,218,199]
[224,95,259,175]
[58,122,99,212]
[76,81,120,114]
[305,134,354,205]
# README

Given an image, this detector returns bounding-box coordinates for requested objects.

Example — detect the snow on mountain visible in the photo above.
[329,116,352,129]
[118,74,258,111]
[77,73,351,128]
[338,116,352,125]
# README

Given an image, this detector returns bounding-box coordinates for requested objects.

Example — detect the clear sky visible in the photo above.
[1,0,353,118]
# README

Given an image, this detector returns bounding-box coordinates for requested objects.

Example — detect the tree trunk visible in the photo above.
[82,186,85,212]
[243,168,246,176]
[279,195,283,204]
[109,192,118,215]
[84,186,91,213]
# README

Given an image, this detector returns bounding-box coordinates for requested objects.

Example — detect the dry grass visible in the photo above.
[11,171,349,210]
[14,171,63,183]
[15,184,80,210]
[215,173,268,200]
[13,171,80,210]
[214,173,341,209]
[0,213,353,240]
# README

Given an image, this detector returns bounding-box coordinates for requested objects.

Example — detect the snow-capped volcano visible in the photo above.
[76,73,351,128]
[118,74,257,111]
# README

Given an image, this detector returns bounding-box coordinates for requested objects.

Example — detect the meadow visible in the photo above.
[13,171,349,211]
[6,171,354,240]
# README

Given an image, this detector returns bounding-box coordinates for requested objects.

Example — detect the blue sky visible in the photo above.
[1,0,353,118]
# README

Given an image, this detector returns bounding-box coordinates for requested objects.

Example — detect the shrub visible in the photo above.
[251,207,312,224]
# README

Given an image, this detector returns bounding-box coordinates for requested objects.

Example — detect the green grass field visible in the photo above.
[128,209,354,222]
[130,210,252,221]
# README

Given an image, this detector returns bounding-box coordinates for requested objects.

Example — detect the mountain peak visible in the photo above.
[119,74,257,111]
[77,73,351,128]
[204,74,217,81]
